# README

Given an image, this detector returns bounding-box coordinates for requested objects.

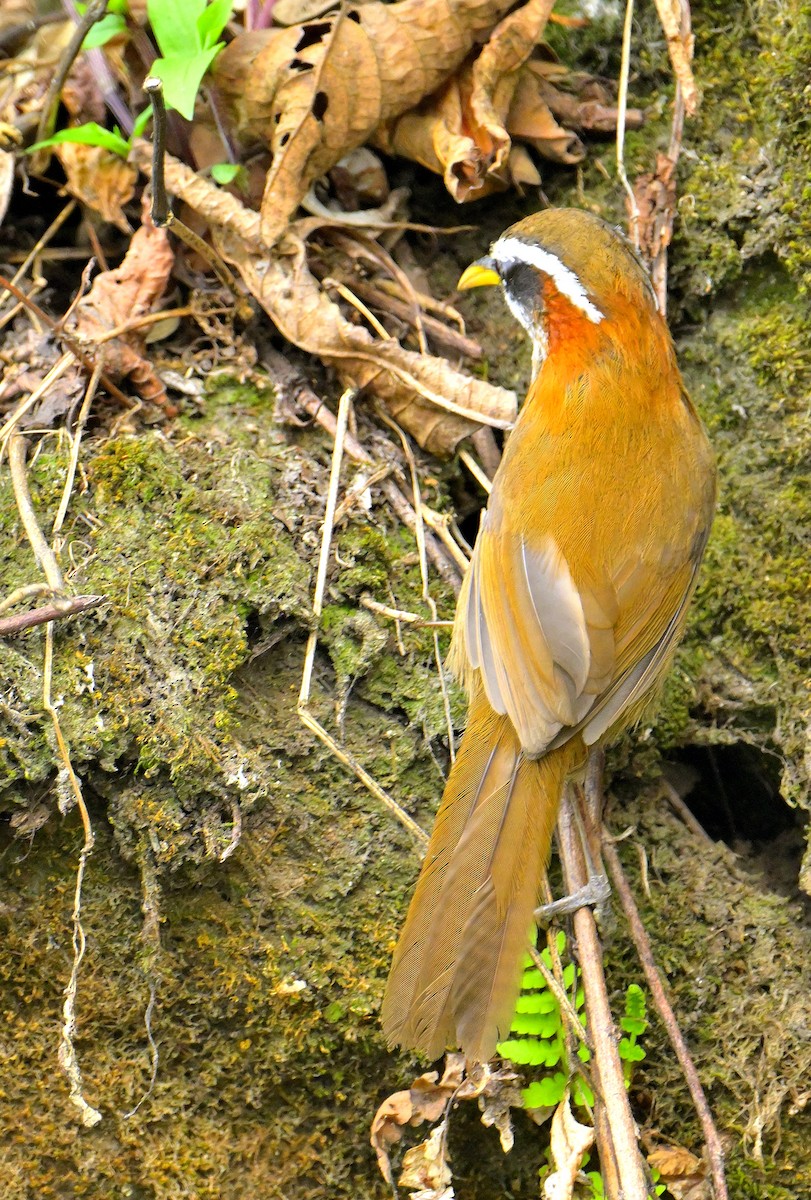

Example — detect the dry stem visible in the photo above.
[616,0,641,249]
[557,783,652,1200]
[602,835,729,1200]
[296,389,429,848]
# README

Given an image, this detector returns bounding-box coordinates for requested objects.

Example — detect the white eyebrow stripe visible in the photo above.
[492,236,605,324]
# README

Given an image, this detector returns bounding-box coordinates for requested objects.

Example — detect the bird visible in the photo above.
[382,207,716,1064]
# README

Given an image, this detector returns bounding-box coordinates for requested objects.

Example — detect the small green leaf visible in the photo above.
[536,1038,563,1066]
[515,990,557,1015]
[197,0,233,48]
[625,984,646,1019]
[562,962,576,988]
[520,1081,551,1110]
[149,0,206,58]
[520,968,544,990]
[577,1042,591,1062]
[619,1038,646,1062]
[150,47,221,119]
[586,1170,606,1198]
[510,1013,546,1036]
[133,107,153,138]
[496,1038,535,1064]
[620,1015,647,1036]
[27,123,130,157]
[210,161,242,184]
[82,12,127,48]
[527,1073,567,1107]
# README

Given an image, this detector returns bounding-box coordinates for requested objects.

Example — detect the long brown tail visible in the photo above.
[382,691,578,1062]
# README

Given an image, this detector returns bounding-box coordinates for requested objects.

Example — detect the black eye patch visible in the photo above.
[500,261,540,313]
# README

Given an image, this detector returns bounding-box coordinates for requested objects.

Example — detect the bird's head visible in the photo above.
[458,208,658,375]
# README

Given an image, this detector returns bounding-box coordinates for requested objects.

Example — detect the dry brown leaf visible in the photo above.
[457,0,557,192]
[235,231,514,455]
[61,56,106,126]
[374,55,587,199]
[506,64,584,166]
[56,142,137,232]
[542,1094,594,1200]
[69,222,174,406]
[213,0,517,245]
[371,1054,465,1188]
[272,0,338,25]
[398,1120,453,1195]
[529,62,644,136]
[374,0,560,200]
[128,139,516,453]
[475,1062,523,1153]
[648,1145,710,1200]
[375,48,644,196]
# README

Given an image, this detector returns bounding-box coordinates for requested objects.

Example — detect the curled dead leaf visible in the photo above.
[398,1119,453,1195]
[374,53,591,201]
[56,142,136,232]
[128,140,515,454]
[455,0,557,194]
[647,1144,709,1200]
[213,0,518,244]
[68,222,174,406]
[543,1093,594,1200]
[370,1053,466,1188]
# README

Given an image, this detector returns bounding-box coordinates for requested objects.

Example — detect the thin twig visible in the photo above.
[323,277,393,342]
[8,435,65,591]
[458,449,493,495]
[143,76,170,227]
[144,77,250,310]
[418,503,471,574]
[601,835,728,1199]
[377,411,456,765]
[527,943,591,1051]
[296,390,429,847]
[360,595,453,628]
[616,0,641,249]
[659,776,714,843]
[52,359,103,537]
[0,595,104,637]
[31,0,110,166]
[0,582,52,616]
[558,783,651,1200]
[653,0,699,116]
[44,618,102,1127]
[350,279,482,359]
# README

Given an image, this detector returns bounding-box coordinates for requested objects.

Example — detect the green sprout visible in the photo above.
[147,0,233,120]
[79,0,129,49]
[27,0,234,158]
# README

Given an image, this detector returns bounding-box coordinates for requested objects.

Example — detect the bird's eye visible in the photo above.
[501,262,540,313]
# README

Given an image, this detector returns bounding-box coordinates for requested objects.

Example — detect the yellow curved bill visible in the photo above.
[457,261,501,290]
